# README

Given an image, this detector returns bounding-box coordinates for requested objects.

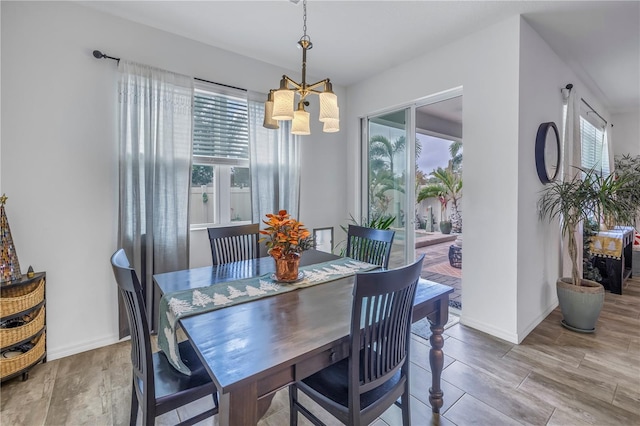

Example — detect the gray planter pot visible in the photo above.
[556,278,604,333]
[439,221,452,234]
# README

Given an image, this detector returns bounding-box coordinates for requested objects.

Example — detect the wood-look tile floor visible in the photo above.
[2,277,639,425]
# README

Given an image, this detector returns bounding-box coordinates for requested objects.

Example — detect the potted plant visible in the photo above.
[614,154,640,274]
[260,210,314,282]
[437,195,453,234]
[538,167,632,332]
[417,166,462,234]
[613,154,640,225]
[335,214,395,255]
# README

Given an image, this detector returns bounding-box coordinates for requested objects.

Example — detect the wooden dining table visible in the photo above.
[154,250,453,426]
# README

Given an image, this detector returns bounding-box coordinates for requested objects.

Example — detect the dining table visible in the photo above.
[153,249,453,426]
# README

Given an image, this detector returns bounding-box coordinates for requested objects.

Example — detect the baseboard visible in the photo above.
[459,299,558,345]
[47,334,125,361]
[459,316,519,344]
[516,300,558,343]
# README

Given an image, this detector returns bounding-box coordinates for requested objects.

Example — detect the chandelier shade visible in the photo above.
[291,107,311,135]
[319,87,338,123]
[322,107,339,133]
[272,89,295,121]
[263,91,280,129]
[263,0,339,135]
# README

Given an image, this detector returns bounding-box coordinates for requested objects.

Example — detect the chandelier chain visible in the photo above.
[302,0,307,37]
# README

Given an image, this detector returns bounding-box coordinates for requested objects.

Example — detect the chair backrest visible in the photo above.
[345,224,395,268]
[350,255,424,402]
[111,249,155,399]
[207,224,261,265]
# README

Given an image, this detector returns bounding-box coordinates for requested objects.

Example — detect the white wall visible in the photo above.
[517,19,618,340]
[347,14,617,343]
[517,19,567,339]
[347,17,522,342]
[1,1,346,359]
[611,110,640,157]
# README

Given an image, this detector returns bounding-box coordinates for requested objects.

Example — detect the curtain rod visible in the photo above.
[563,83,610,127]
[581,98,608,127]
[92,50,247,92]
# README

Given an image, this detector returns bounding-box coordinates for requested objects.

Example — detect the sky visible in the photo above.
[368,122,459,175]
[417,133,455,174]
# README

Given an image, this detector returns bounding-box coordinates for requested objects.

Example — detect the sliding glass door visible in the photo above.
[364,107,415,268]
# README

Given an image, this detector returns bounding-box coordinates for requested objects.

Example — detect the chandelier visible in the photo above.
[263,0,339,135]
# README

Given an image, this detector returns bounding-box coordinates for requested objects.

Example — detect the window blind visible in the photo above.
[193,87,249,163]
[580,116,609,175]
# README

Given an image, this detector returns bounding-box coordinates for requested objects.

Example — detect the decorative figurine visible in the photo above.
[1,194,22,283]
[27,266,34,278]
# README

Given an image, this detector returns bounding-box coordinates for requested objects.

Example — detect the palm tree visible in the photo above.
[368,134,407,219]
[369,135,406,179]
[369,168,404,218]
[417,166,463,232]
[449,140,463,172]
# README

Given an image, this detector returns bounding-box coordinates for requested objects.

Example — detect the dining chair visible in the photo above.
[288,254,425,426]
[207,223,261,265]
[345,224,395,269]
[111,249,218,426]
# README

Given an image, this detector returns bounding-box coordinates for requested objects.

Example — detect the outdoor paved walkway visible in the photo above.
[416,239,462,310]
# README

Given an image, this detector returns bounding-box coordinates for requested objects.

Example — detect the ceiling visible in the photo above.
[81,1,639,114]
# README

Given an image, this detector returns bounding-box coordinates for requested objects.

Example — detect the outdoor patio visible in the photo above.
[415,232,462,310]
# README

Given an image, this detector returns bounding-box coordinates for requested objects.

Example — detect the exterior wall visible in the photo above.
[1,1,345,359]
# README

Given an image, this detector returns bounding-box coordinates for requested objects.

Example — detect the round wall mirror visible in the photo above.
[535,122,560,184]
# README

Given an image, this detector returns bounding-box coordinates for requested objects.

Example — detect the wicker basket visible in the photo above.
[1,306,45,348]
[0,333,45,379]
[0,278,45,318]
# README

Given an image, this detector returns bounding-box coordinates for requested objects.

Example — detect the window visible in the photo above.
[580,115,609,176]
[190,82,252,227]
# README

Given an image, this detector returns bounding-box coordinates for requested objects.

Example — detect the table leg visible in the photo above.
[429,323,445,413]
[219,382,258,426]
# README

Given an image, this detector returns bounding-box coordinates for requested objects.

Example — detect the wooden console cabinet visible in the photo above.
[0,272,46,382]
[591,227,634,295]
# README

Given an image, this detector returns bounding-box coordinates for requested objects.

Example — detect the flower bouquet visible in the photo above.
[260,210,313,282]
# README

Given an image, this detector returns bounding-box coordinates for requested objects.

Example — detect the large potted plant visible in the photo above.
[417,166,462,234]
[539,167,633,332]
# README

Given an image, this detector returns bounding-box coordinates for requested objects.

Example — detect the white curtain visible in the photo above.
[561,87,581,179]
[117,61,194,337]
[560,86,583,279]
[248,94,301,223]
[605,125,614,173]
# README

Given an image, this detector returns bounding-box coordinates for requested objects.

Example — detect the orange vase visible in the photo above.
[273,252,301,282]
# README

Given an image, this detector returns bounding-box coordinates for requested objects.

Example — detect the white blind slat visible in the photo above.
[580,116,609,176]
[193,89,249,160]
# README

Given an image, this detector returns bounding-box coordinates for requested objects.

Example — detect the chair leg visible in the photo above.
[129,381,138,426]
[401,384,411,426]
[288,385,298,426]
[143,399,156,426]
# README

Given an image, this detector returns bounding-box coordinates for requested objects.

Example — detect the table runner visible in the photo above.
[158,257,378,375]
[591,226,634,260]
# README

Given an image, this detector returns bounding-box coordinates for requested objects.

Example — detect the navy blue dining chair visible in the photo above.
[111,249,218,426]
[289,255,425,426]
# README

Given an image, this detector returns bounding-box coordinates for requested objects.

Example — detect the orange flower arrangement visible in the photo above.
[260,210,313,259]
